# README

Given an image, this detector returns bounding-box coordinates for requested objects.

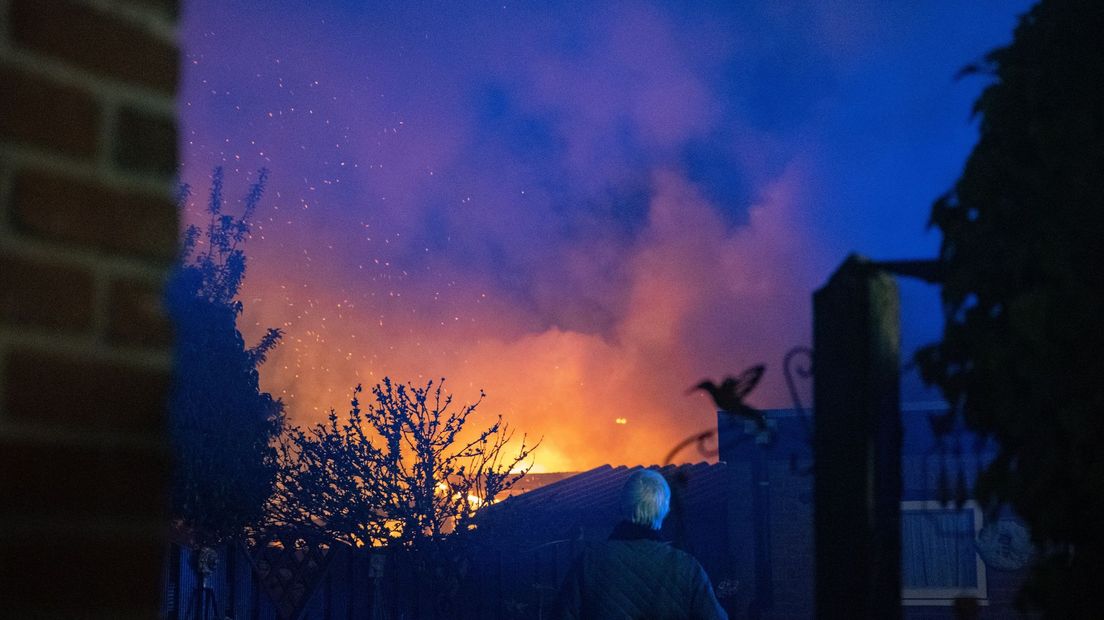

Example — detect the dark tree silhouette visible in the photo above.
[268,378,537,549]
[167,167,285,549]
[917,1,1104,615]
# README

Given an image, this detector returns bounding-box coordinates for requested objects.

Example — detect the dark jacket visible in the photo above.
[554,521,728,620]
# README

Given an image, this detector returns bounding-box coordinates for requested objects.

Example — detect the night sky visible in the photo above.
[180,1,1031,471]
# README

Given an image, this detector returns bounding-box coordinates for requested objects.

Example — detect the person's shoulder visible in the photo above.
[605,539,701,566]
[666,544,704,564]
[658,545,712,577]
[602,537,670,550]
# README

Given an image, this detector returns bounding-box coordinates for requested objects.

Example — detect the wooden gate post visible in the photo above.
[813,254,902,619]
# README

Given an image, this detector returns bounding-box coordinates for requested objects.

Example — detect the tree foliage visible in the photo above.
[267,378,537,549]
[917,1,1104,615]
[167,167,285,548]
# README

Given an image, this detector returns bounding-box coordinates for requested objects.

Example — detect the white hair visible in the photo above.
[620,469,671,530]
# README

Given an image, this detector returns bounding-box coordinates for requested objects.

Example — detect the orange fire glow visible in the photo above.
[232,168,822,472]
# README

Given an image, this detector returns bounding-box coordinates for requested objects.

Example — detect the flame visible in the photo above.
[231,168,820,472]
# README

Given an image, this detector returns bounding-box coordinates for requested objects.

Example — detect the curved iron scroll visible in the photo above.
[783,346,814,475]
[663,430,717,466]
[784,346,814,442]
[783,346,813,438]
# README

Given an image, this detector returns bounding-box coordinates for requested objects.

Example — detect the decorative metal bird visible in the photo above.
[689,365,768,431]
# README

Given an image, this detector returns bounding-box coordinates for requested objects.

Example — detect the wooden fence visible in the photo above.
[160,539,577,620]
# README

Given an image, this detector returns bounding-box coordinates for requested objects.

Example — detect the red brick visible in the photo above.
[108,277,174,348]
[10,0,178,94]
[0,250,94,331]
[0,531,165,614]
[3,348,169,434]
[0,63,101,158]
[11,168,178,262]
[0,438,168,520]
[113,106,177,178]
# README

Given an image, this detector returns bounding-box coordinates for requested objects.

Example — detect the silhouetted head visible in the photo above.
[620,469,670,530]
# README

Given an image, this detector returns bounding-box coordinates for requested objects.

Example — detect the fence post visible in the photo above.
[227,544,236,619]
[813,255,902,619]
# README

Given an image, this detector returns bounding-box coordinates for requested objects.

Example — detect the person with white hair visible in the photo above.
[554,468,728,619]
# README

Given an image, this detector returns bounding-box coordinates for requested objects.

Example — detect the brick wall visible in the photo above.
[0,0,178,616]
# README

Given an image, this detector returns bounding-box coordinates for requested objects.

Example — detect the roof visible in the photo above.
[499,471,579,498]
[474,462,733,576]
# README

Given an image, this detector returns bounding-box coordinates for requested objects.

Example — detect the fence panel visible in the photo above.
[162,540,581,619]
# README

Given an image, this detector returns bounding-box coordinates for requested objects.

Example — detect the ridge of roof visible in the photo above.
[487,461,726,515]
